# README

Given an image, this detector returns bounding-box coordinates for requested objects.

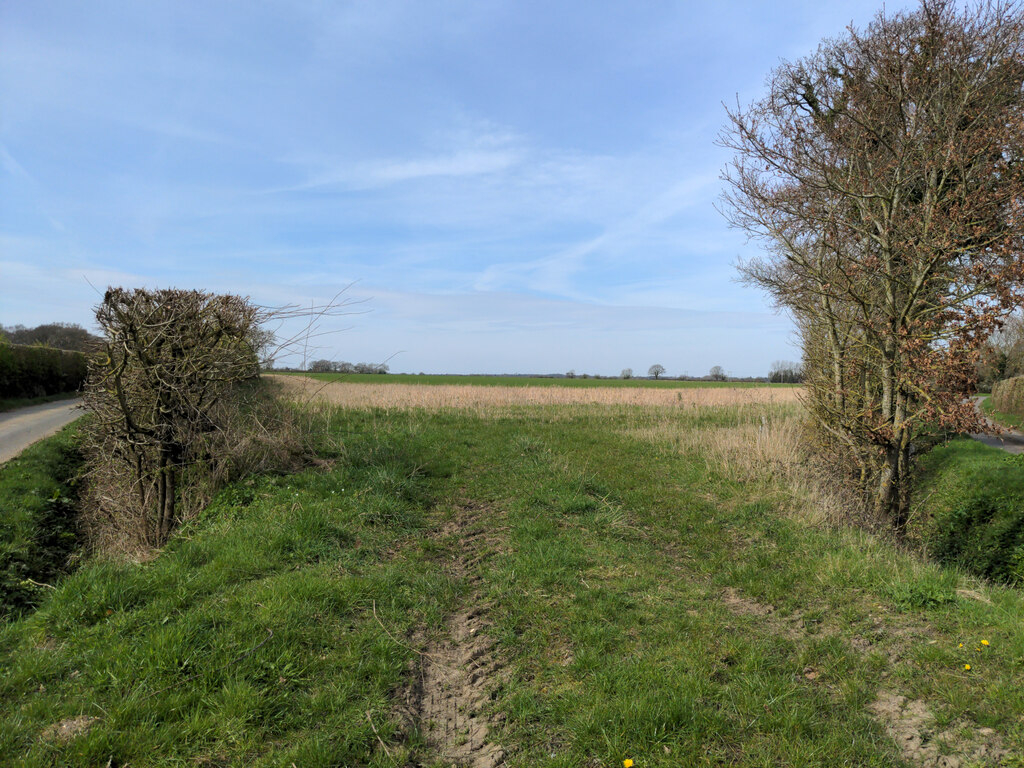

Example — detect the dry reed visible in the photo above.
[628,405,850,526]
[270,375,801,412]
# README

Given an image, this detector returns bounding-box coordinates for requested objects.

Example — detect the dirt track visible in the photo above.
[0,400,83,464]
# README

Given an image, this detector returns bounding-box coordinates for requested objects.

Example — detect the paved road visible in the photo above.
[970,396,1024,455]
[0,399,84,464]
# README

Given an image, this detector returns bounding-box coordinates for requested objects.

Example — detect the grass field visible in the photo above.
[2,380,1022,766]
[270,374,801,412]
[282,371,790,389]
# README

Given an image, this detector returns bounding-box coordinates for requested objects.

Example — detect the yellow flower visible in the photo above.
[958,643,963,648]
[981,639,990,646]
[965,664,971,671]
[624,761,634,768]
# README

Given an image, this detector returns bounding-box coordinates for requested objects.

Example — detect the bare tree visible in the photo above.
[621,368,633,380]
[978,313,1024,388]
[709,365,726,381]
[721,0,1024,527]
[648,364,666,380]
[769,360,804,384]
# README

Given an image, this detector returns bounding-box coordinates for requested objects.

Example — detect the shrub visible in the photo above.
[81,288,301,551]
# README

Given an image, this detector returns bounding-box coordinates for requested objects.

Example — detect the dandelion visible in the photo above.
[958,643,964,648]
[965,664,971,671]
[624,761,634,768]
[981,639,990,646]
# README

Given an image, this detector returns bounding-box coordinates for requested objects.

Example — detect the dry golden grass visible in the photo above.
[628,404,849,526]
[269,374,801,411]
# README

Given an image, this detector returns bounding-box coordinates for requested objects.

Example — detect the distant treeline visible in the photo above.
[273,367,787,383]
[305,360,390,374]
[0,343,88,399]
[0,323,101,353]
[768,360,804,384]
[266,357,805,383]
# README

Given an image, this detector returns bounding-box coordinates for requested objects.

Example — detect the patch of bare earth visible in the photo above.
[40,716,97,744]
[721,586,775,617]
[719,586,805,641]
[869,691,1006,767]
[403,504,507,767]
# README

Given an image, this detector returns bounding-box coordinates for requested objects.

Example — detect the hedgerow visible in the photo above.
[0,343,87,399]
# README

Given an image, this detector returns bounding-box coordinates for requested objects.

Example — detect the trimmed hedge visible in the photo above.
[991,375,1024,420]
[0,343,87,399]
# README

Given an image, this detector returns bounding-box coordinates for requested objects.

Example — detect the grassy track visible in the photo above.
[2,398,1022,765]
[280,371,788,389]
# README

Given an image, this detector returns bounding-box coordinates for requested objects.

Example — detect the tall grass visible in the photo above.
[272,374,801,412]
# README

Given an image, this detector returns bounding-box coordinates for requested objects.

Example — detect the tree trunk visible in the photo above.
[873,443,900,524]
[156,447,177,545]
[156,455,167,545]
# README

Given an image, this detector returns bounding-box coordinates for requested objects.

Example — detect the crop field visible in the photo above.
[2,378,1023,766]
[285,371,791,389]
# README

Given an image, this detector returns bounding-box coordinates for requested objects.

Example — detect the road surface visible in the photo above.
[971,397,1024,455]
[0,399,84,464]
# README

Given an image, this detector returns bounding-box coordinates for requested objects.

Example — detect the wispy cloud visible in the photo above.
[474,171,721,298]
[4,0,899,374]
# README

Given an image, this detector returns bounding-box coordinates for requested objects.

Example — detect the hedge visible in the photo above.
[0,343,88,399]
[991,375,1024,420]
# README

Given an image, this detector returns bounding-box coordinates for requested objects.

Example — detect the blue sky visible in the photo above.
[0,1,913,375]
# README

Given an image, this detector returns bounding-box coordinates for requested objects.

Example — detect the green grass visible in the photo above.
[914,437,1024,584]
[1,420,455,766]
[2,402,1023,765]
[278,371,789,389]
[0,392,80,413]
[0,422,85,619]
